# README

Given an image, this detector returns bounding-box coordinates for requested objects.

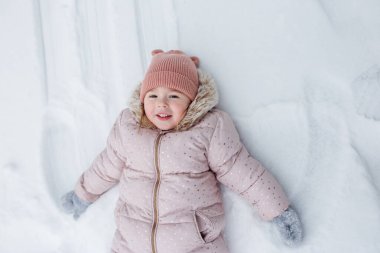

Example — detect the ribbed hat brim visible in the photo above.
[140,71,198,101]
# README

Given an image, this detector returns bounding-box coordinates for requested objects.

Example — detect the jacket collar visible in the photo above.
[129,69,219,131]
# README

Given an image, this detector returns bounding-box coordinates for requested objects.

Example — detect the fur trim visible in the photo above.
[128,69,219,131]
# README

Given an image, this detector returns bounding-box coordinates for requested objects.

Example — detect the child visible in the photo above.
[62,49,303,253]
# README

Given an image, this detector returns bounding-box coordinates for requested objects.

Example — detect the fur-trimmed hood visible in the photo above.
[128,69,219,131]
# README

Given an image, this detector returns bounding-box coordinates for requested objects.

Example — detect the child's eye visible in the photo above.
[169,95,179,98]
[148,94,157,98]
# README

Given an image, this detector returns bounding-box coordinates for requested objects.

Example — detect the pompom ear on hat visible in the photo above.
[151,49,164,55]
[140,49,200,102]
[190,56,200,67]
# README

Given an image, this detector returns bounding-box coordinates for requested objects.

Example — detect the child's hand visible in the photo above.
[61,191,91,219]
[272,206,303,246]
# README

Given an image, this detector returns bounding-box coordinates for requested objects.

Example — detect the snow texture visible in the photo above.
[352,65,380,120]
[1,0,380,252]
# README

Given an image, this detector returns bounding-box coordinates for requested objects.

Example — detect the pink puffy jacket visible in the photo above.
[75,70,289,253]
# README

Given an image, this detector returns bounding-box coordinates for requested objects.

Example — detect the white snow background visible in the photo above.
[1,0,380,252]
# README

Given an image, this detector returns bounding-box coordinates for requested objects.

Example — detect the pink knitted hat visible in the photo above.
[140,49,200,102]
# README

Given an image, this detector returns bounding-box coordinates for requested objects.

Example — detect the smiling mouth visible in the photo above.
[156,114,172,120]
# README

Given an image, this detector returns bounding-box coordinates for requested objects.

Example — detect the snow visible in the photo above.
[1,0,380,252]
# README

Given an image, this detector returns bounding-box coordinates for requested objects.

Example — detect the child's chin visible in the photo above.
[155,123,175,131]
[157,126,174,131]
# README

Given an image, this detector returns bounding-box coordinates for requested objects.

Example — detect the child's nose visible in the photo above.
[157,98,168,107]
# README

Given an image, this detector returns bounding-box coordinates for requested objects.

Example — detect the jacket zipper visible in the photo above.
[151,132,164,253]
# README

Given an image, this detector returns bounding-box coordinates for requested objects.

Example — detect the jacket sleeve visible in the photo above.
[207,111,289,220]
[74,110,127,202]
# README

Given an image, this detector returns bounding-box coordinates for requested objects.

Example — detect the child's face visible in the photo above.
[143,87,191,130]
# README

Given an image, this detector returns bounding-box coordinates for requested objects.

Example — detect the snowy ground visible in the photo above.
[1,0,380,252]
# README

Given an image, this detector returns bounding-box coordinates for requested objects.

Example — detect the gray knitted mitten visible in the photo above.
[61,191,91,219]
[272,206,303,246]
